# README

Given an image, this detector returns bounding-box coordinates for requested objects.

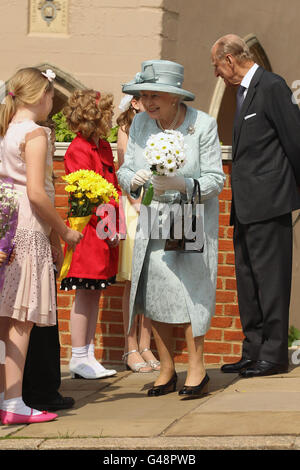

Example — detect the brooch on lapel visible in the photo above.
[187,125,195,135]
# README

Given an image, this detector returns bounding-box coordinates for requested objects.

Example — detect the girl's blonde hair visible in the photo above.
[0,67,54,137]
[63,89,114,140]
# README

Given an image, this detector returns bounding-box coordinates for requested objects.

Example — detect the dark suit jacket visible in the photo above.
[231,66,300,225]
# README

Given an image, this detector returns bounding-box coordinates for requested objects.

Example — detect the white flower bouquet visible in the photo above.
[143,130,187,205]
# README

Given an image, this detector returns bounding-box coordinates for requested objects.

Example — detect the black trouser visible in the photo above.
[233,213,292,365]
[22,272,61,404]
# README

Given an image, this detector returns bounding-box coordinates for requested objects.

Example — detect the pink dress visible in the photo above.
[0,120,56,326]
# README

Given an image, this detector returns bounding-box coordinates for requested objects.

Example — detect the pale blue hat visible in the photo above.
[122,60,195,101]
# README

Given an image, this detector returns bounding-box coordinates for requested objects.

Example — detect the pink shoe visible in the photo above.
[1,409,58,425]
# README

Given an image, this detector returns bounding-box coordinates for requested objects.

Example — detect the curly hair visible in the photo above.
[63,89,114,140]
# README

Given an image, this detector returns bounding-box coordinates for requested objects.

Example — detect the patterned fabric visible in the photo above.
[61,275,116,291]
[0,120,56,326]
[117,106,225,337]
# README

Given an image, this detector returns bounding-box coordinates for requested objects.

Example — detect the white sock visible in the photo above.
[87,344,95,358]
[2,396,42,416]
[71,345,88,365]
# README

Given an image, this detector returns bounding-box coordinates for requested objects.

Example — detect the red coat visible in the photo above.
[63,134,121,280]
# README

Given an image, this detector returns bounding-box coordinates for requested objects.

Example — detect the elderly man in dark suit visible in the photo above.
[211,34,300,377]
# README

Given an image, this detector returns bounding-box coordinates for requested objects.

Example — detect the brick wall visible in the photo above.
[54,153,244,366]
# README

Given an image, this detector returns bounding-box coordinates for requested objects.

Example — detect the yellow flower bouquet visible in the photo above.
[59,169,119,280]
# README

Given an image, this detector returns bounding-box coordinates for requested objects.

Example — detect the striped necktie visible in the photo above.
[234,85,246,123]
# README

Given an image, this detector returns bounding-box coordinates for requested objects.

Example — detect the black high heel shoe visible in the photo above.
[147,372,177,396]
[178,373,210,398]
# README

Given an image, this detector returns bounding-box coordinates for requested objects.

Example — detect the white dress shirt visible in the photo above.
[241,63,259,98]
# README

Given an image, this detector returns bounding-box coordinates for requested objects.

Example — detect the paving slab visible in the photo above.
[165,411,300,436]
[7,366,235,439]
[1,363,300,448]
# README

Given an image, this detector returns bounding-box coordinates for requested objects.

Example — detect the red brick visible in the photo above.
[205,329,222,340]
[224,330,245,342]
[220,188,232,201]
[110,298,123,310]
[109,349,124,361]
[219,201,226,214]
[226,226,234,238]
[217,266,235,277]
[57,295,73,308]
[100,310,123,323]
[224,304,240,316]
[95,323,107,335]
[233,343,242,355]
[226,253,235,265]
[216,291,235,303]
[109,324,124,335]
[101,336,124,348]
[60,333,72,346]
[211,317,233,328]
[204,354,221,364]
[58,320,69,332]
[226,278,237,290]
[106,284,124,297]
[214,304,224,315]
[219,239,234,252]
[204,342,231,354]
[57,308,71,320]
[218,227,225,238]
[222,355,241,364]
[219,214,231,226]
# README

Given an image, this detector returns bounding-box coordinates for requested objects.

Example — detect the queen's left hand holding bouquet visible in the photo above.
[59,169,119,279]
[0,179,20,289]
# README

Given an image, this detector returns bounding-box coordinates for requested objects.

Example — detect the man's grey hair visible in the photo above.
[213,34,254,63]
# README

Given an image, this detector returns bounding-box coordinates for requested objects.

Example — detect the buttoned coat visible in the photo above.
[62,134,121,280]
[117,108,225,337]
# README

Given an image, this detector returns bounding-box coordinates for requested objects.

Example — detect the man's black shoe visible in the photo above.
[221,357,254,373]
[239,360,289,378]
[27,394,75,411]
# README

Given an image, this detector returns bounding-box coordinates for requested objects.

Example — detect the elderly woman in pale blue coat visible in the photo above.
[117,60,225,398]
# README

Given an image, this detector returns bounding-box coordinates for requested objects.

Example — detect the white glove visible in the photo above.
[152,174,186,196]
[130,169,152,191]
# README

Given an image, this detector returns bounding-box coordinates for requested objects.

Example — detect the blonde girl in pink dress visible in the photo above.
[0,67,82,425]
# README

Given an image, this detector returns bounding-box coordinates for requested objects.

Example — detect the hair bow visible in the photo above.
[119,94,133,112]
[42,69,56,83]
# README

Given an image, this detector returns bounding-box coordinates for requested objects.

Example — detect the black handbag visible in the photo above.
[164,179,204,253]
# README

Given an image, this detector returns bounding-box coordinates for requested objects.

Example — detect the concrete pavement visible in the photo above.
[1,359,300,450]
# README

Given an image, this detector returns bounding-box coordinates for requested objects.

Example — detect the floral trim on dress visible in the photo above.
[60,276,116,291]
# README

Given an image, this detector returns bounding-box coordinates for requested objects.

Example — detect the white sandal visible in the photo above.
[140,348,160,371]
[122,350,152,373]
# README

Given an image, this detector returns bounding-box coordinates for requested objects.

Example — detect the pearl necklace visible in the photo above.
[157,105,181,131]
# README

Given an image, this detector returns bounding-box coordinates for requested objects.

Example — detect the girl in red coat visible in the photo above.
[61,90,121,379]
